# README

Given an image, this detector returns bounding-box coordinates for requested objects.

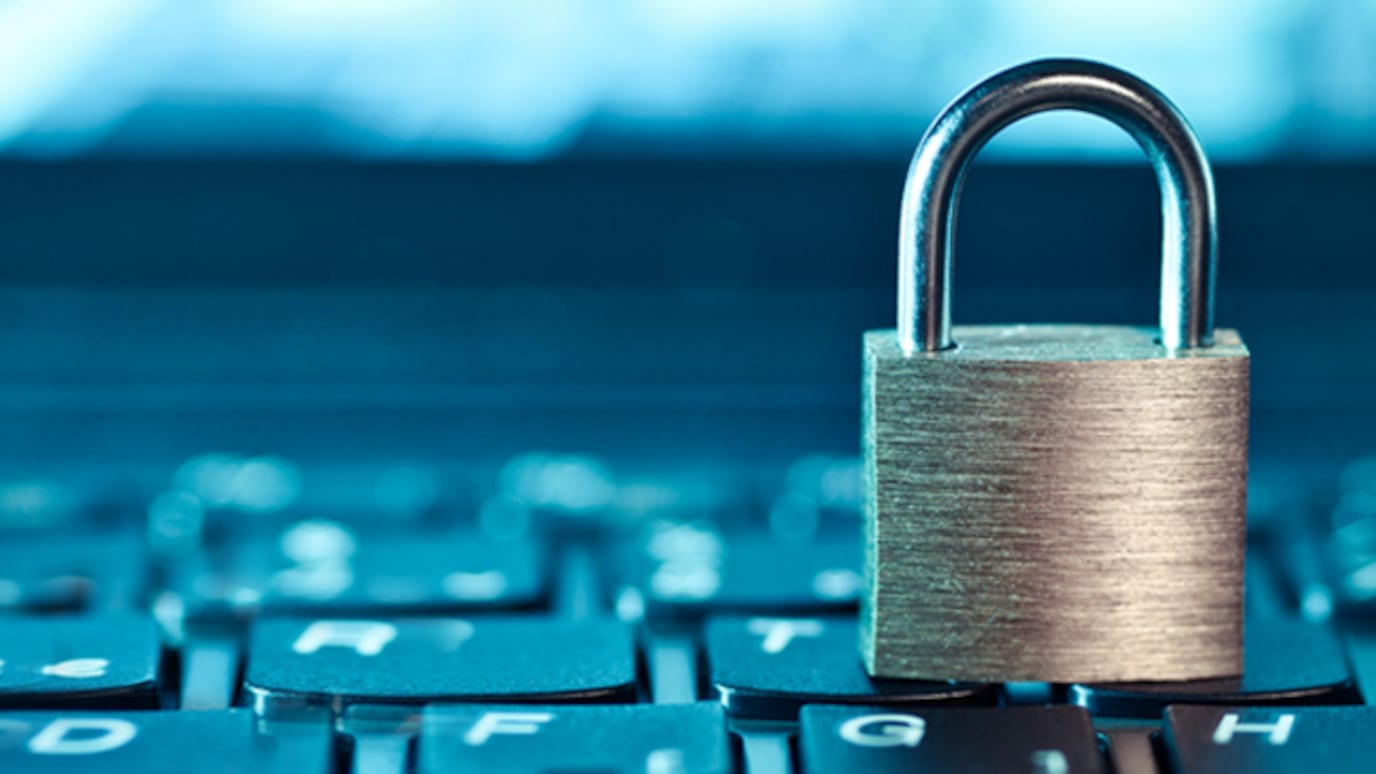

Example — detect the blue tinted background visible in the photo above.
[0,1,1369,503]
[2,0,1374,160]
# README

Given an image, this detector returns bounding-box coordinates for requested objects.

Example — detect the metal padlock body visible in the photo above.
[860,60,1248,684]
[861,324,1247,683]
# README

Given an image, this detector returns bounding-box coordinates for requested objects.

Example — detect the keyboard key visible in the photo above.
[156,455,468,541]
[1069,618,1361,718]
[418,702,731,774]
[244,617,636,715]
[1163,705,1376,773]
[704,616,995,719]
[621,526,862,618]
[0,532,143,613]
[179,523,546,618]
[496,452,629,537]
[255,527,544,614]
[798,704,1105,773]
[0,479,84,532]
[0,614,161,709]
[0,709,329,773]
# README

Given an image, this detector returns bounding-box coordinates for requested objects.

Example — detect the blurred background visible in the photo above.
[3,0,1376,160]
[0,0,1371,538]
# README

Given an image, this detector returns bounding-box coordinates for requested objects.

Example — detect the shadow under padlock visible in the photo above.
[860,59,1249,684]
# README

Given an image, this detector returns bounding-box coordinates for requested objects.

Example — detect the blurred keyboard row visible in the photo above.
[0,523,864,619]
[5,448,1376,612]
[0,451,865,536]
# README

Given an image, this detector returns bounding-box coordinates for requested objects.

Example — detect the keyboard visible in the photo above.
[0,158,1371,772]
[0,447,1373,773]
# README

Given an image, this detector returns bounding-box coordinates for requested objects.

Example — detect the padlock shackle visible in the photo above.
[898,59,1217,353]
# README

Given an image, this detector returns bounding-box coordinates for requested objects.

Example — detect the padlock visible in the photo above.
[859,59,1248,684]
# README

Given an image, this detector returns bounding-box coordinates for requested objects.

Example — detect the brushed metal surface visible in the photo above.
[898,58,1216,353]
[860,325,1248,683]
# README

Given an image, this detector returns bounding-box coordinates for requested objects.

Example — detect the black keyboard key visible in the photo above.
[799,704,1105,773]
[1163,705,1376,773]
[244,616,636,715]
[1069,618,1361,718]
[183,523,546,618]
[0,709,329,772]
[705,616,994,719]
[0,614,161,709]
[623,526,861,618]
[0,532,143,613]
[418,702,731,774]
